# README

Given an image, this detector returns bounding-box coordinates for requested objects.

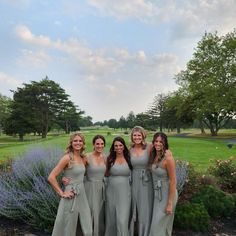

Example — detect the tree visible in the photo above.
[135,112,153,130]
[79,116,93,127]
[162,91,195,133]
[147,93,168,131]
[126,111,136,129]
[6,77,81,140]
[56,101,84,133]
[107,118,118,129]
[176,30,236,136]
[0,94,12,135]
[118,116,127,130]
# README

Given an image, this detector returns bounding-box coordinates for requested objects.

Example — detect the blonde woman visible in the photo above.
[48,133,92,236]
[130,126,153,236]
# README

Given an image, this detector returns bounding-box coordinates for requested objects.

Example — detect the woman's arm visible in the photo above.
[48,155,74,198]
[165,151,176,214]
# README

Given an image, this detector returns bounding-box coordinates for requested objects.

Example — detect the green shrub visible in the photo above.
[232,193,236,208]
[191,185,235,218]
[208,157,236,193]
[174,202,210,231]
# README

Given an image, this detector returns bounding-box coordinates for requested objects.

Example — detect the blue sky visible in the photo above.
[0,0,235,122]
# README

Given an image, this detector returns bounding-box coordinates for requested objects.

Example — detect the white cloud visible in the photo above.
[87,0,157,21]
[16,49,51,68]
[13,25,182,121]
[86,0,236,39]
[0,72,22,89]
[15,25,51,47]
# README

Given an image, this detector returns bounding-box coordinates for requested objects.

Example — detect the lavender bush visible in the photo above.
[0,146,64,231]
[0,147,189,232]
[176,160,189,195]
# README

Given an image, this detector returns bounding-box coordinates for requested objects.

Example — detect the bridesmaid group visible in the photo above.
[48,126,178,236]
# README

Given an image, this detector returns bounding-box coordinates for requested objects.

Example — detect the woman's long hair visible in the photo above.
[65,133,86,157]
[105,136,132,176]
[149,132,169,166]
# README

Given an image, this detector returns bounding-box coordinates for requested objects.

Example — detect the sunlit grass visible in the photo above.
[0,129,235,172]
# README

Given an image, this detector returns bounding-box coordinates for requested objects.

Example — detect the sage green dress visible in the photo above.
[105,162,131,236]
[52,159,93,236]
[149,158,178,236]
[84,154,106,236]
[130,146,153,236]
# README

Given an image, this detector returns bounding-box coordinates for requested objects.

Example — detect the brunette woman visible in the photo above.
[48,133,92,236]
[84,135,106,236]
[105,136,133,236]
[149,132,178,236]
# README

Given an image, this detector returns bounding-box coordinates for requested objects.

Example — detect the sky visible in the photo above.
[0,0,235,122]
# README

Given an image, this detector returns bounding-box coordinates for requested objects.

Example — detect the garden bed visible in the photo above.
[0,212,235,236]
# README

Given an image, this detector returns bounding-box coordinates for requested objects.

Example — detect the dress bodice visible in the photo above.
[151,164,169,180]
[110,162,130,177]
[64,162,85,184]
[86,154,106,181]
[130,146,149,169]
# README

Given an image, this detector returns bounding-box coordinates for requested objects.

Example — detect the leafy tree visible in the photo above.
[0,94,12,135]
[135,112,153,130]
[126,111,136,129]
[5,77,81,140]
[162,91,194,133]
[107,118,118,129]
[176,30,236,136]
[78,116,93,127]
[56,101,84,133]
[118,116,127,130]
[147,93,168,131]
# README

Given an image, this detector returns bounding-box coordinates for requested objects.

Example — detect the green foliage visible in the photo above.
[175,30,236,136]
[174,202,210,231]
[191,185,235,218]
[5,77,83,140]
[208,157,236,193]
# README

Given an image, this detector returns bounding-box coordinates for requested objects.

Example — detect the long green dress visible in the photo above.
[130,146,153,236]
[84,154,106,236]
[149,158,178,236]
[52,157,93,236]
[105,162,131,236]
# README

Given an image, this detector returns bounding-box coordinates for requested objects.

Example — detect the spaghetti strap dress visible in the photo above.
[130,146,153,236]
[105,162,131,236]
[149,158,178,236]
[84,154,106,236]
[52,156,93,236]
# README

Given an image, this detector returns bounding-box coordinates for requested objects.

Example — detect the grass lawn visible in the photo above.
[0,129,235,172]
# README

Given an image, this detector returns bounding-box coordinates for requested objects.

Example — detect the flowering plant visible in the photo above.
[208,157,236,193]
[0,146,63,231]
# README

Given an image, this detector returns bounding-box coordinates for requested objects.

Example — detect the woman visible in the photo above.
[105,136,133,236]
[149,132,178,236]
[84,135,106,236]
[48,133,92,236]
[129,126,153,236]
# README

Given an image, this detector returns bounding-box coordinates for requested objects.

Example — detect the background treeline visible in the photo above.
[0,30,235,140]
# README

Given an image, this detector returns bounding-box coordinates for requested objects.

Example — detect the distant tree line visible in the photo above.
[0,30,235,139]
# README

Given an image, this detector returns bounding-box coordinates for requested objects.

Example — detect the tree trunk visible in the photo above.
[19,133,24,141]
[199,119,206,134]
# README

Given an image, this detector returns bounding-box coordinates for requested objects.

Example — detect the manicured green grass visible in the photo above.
[0,129,235,172]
